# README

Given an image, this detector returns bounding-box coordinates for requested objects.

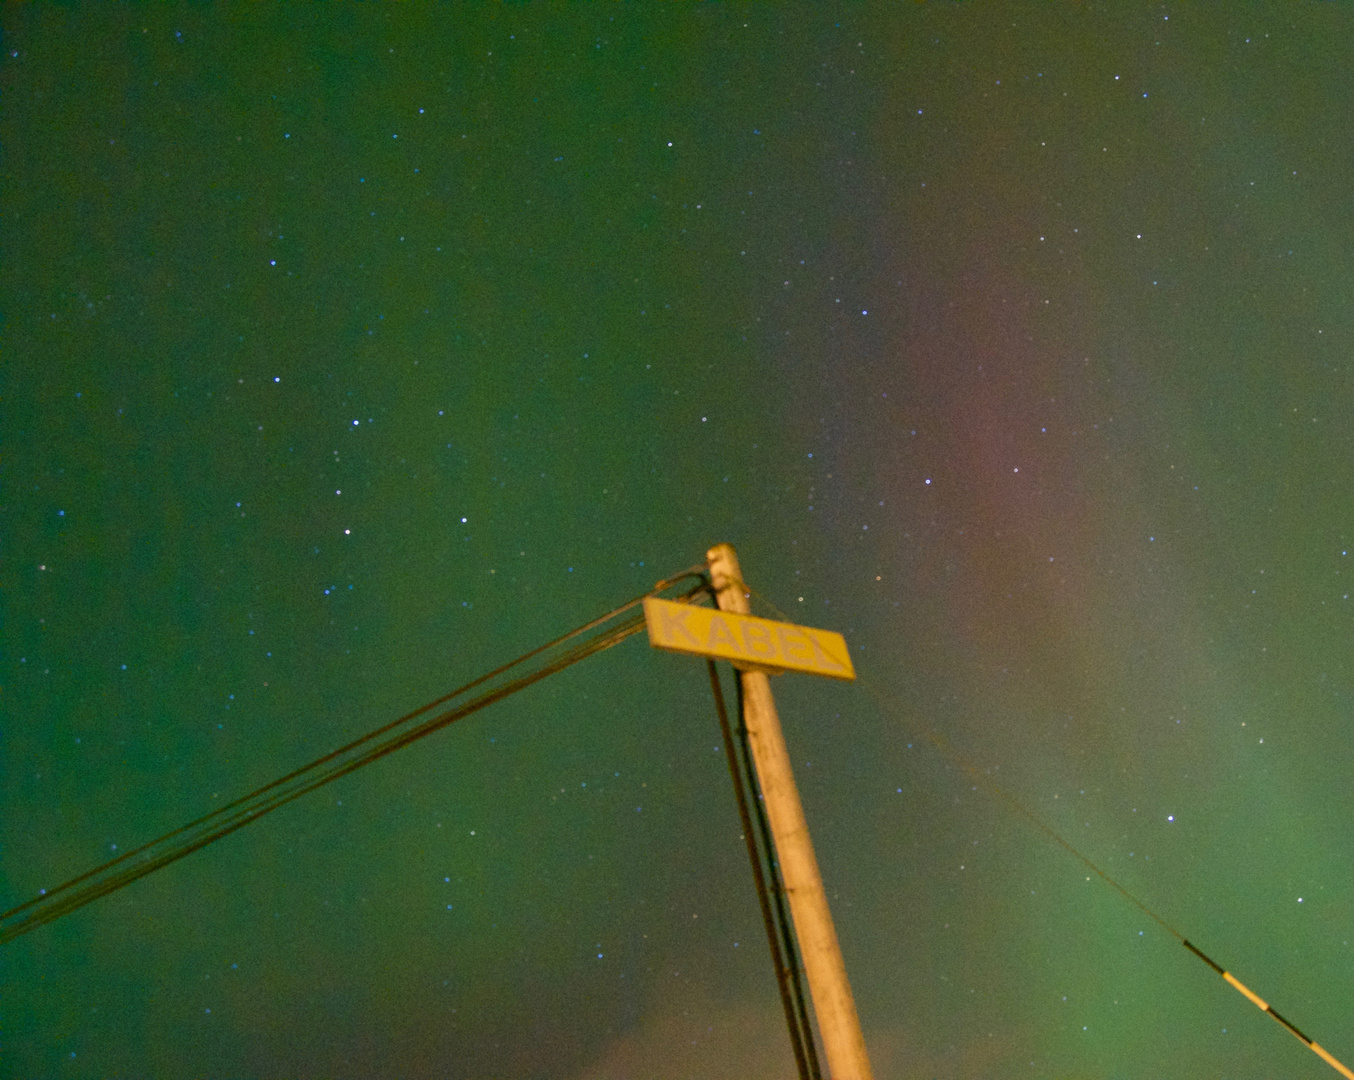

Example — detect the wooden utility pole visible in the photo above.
[706,543,874,1080]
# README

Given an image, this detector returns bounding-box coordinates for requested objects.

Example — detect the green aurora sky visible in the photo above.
[4,5,1354,1077]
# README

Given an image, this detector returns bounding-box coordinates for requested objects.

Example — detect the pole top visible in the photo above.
[707,542,752,616]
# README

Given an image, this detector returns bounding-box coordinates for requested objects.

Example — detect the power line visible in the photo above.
[1,566,707,946]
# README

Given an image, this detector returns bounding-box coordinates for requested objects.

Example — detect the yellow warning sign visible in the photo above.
[642,597,855,681]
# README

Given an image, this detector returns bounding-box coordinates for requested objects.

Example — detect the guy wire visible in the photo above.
[860,677,1353,1078]
[921,725,1183,942]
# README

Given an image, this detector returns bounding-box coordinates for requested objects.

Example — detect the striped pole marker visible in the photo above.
[905,725,1354,1079]
[1182,940,1354,1080]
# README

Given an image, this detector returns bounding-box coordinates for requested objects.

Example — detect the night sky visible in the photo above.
[4,5,1354,1077]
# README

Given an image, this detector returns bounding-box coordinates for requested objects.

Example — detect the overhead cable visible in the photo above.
[1,566,707,946]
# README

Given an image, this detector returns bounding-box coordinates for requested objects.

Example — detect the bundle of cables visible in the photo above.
[0,566,707,946]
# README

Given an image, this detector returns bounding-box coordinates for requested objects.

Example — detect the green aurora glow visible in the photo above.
[4,6,1353,1077]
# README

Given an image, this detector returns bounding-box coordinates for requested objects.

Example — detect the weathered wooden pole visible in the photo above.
[706,542,874,1080]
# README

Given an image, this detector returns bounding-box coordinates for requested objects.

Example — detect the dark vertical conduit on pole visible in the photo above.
[707,660,816,1080]
[736,672,823,1080]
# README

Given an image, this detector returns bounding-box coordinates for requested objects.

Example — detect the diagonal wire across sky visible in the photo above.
[0,566,708,946]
